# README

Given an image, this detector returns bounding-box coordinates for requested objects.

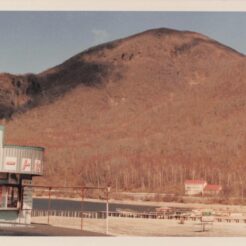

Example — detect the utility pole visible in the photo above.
[48,187,51,225]
[106,186,110,235]
[81,187,84,230]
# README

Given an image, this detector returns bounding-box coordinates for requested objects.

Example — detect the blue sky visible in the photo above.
[0,12,245,74]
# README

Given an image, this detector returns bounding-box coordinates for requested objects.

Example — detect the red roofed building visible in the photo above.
[204,184,222,195]
[184,180,207,195]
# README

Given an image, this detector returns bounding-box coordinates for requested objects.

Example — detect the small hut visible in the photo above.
[0,126,44,224]
[184,179,207,196]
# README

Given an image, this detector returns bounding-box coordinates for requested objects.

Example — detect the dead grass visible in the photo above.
[1,28,246,197]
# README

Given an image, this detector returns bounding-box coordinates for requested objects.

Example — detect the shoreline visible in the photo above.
[32,195,246,212]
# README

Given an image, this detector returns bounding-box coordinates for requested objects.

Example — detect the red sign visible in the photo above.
[21,158,32,172]
[34,159,42,173]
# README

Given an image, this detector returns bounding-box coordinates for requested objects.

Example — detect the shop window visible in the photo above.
[0,174,8,185]
[7,186,19,208]
[9,174,19,184]
[0,173,8,180]
[0,186,3,208]
[0,186,19,209]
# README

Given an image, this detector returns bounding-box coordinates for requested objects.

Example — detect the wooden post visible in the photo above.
[202,222,206,232]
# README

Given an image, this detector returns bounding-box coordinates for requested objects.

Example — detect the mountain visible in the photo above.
[1,28,246,196]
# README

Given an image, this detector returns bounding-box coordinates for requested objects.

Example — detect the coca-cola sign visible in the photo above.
[3,157,17,171]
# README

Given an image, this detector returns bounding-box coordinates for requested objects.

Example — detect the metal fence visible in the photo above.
[31,209,246,224]
[26,185,110,234]
[31,209,107,219]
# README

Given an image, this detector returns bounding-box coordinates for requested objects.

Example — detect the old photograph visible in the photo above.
[0,2,246,238]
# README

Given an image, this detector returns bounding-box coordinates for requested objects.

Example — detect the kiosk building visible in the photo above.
[0,125,44,224]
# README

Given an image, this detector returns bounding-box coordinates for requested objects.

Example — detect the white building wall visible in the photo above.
[0,126,4,171]
[185,183,206,195]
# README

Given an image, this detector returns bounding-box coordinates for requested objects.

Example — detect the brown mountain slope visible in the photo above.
[1,28,246,196]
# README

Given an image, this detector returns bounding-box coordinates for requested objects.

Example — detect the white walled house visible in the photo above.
[184,180,207,196]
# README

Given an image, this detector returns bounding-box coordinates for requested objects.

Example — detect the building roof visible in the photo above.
[204,184,222,191]
[4,144,45,151]
[185,179,207,185]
